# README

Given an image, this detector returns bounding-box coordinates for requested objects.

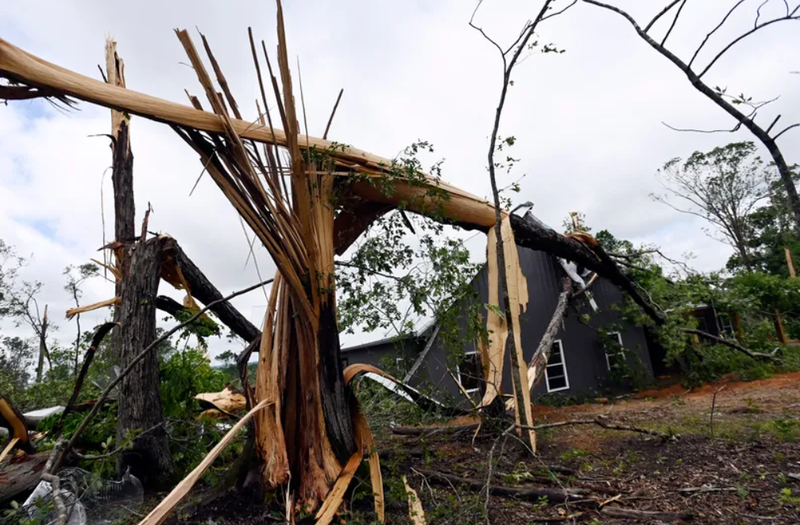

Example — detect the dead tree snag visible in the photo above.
[117,237,174,486]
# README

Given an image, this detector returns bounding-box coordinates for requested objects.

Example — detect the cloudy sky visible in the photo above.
[1,0,798,361]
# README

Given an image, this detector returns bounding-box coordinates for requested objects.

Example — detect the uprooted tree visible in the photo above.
[0,2,668,521]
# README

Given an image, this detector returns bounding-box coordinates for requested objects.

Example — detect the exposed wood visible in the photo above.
[0,438,19,464]
[786,246,797,277]
[601,506,693,521]
[65,296,120,319]
[774,309,788,344]
[524,276,572,392]
[357,408,384,522]
[105,38,136,365]
[116,237,174,486]
[0,36,666,333]
[137,399,271,525]
[0,393,32,453]
[486,218,534,450]
[35,304,49,384]
[49,278,273,475]
[0,451,50,505]
[403,475,427,525]
[415,469,588,503]
[195,387,246,414]
[315,449,363,525]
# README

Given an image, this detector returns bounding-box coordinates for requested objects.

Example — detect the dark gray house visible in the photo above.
[342,245,656,403]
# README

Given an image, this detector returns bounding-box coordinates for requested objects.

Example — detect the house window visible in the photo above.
[457,350,482,394]
[395,357,407,375]
[605,332,625,371]
[545,340,570,393]
[718,313,735,337]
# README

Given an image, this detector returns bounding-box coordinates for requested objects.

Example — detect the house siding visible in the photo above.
[341,246,655,402]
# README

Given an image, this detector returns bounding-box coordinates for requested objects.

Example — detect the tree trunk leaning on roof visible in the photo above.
[0,9,669,515]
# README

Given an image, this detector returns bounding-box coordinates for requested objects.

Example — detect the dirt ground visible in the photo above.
[171,372,800,524]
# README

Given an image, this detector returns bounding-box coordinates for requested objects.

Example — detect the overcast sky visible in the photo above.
[1,0,798,362]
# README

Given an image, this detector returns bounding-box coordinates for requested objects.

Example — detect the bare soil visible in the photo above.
[170,372,800,524]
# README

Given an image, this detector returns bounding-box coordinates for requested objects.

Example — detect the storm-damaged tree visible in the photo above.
[583,0,800,237]
[103,40,175,485]
[0,2,670,519]
[653,142,772,271]
[469,0,580,448]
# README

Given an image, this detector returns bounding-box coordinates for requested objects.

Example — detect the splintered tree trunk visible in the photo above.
[107,39,135,364]
[116,237,174,486]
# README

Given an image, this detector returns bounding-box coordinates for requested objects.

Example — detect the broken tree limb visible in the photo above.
[55,321,117,434]
[66,296,121,319]
[415,469,588,503]
[509,213,667,326]
[0,36,666,331]
[525,276,572,392]
[137,399,272,525]
[155,295,185,317]
[520,415,675,441]
[48,278,274,475]
[601,506,693,521]
[403,475,427,525]
[162,238,261,342]
[404,325,440,383]
[680,328,781,362]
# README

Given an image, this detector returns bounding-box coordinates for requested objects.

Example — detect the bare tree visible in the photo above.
[470,0,577,449]
[582,0,800,237]
[63,263,99,375]
[653,142,771,269]
[104,38,174,485]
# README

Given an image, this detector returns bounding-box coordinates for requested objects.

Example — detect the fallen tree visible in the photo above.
[0,3,669,520]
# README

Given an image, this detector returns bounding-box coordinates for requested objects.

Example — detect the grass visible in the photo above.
[646,413,800,443]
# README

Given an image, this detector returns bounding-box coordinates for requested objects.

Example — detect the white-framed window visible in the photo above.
[395,357,407,374]
[545,340,570,393]
[718,313,735,337]
[457,349,482,394]
[604,332,625,371]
